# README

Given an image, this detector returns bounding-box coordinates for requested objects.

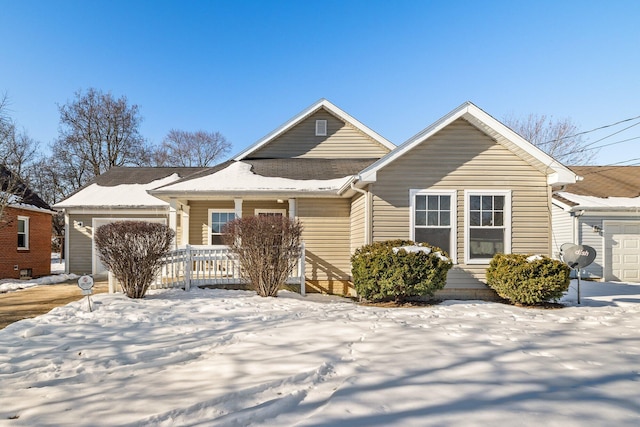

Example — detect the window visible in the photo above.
[465,190,511,263]
[17,216,29,250]
[315,119,327,136]
[411,190,456,260]
[208,210,236,245]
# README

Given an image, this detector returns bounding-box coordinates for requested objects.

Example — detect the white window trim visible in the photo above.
[464,190,512,264]
[254,209,286,216]
[17,216,29,250]
[208,209,236,245]
[410,189,457,263]
[315,119,327,136]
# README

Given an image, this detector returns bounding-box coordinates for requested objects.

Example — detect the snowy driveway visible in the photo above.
[0,280,639,426]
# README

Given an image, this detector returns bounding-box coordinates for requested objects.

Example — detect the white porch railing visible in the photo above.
[108,243,306,295]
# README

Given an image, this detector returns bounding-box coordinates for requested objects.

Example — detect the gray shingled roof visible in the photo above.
[1,164,53,211]
[91,167,208,187]
[154,158,380,189]
[558,166,640,198]
[553,165,640,208]
[246,158,379,180]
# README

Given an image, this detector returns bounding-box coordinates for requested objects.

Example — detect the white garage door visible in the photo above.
[605,221,640,282]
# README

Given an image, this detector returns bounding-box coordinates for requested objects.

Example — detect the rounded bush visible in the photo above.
[351,239,453,303]
[486,253,571,305]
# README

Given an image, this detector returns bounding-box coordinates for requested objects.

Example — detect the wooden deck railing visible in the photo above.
[108,243,306,295]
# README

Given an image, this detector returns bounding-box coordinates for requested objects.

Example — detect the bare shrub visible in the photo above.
[223,216,303,297]
[95,221,174,298]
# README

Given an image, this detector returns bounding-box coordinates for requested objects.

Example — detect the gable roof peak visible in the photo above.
[358,101,578,186]
[233,99,395,161]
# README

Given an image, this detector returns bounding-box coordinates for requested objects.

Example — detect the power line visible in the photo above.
[538,114,640,146]
[562,135,640,156]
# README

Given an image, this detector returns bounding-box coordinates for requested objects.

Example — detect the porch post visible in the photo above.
[299,241,306,296]
[181,204,190,246]
[288,198,296,218]
[184,244,191,291]
[169,200,178,248]
[234,198,243,218]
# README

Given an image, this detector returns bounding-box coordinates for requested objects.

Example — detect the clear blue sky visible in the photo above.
[1,0,639,166]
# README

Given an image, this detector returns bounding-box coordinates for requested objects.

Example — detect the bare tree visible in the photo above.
[95,221,175,298]
[223,215,303,297]
[0,93,39,177]
[150,129,231,167]
[0,164,27,230]
[51,88,146,193]
[504,114,597,165]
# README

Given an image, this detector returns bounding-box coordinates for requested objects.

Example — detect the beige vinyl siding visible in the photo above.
[371,118,551,288]
[350,193,366,253]
[242,200,288,217]
[67,212,168,274]
[250,109,390,159]
[188,201,234,245]
[298,198,351,281]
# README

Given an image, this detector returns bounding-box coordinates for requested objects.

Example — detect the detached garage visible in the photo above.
[552,166,640,282]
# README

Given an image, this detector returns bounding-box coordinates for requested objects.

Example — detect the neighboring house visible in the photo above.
[552,166,640,282]
[0,165,55,279]
[53,167,206,276]
[56,99,578,299]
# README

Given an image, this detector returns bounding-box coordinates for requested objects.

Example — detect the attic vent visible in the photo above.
[315,119,327,136]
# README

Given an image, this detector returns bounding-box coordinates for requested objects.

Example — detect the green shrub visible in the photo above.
[351,239,453,303]
[486,254,571,305]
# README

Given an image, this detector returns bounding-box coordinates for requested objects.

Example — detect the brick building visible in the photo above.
[1,165,54,279]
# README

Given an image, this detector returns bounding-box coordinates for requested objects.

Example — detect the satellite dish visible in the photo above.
[560,244,596,269]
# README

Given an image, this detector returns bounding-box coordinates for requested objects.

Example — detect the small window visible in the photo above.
[411,190,456,260]
[465,190,511,263]
[315,119,327,136]
[209,210,236,245]
[17,216,29,250]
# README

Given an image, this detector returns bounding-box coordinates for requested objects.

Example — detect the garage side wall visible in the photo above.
[67,211,169,274]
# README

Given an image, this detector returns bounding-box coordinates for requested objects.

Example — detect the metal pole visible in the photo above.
[577,270,581,305]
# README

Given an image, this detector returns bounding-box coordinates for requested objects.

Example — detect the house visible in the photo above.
[53,167,207,275]
[56,100,578,299]
[0,165,55,279]
[552,166,640,282]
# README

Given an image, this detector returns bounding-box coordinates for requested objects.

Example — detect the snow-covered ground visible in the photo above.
[1,280,639,426]
[0,254,76,293]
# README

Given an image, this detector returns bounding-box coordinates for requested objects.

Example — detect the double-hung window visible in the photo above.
[17,216,29,250]
[465,190,511,263]
[411,190,456,260]
[208,210,236,245]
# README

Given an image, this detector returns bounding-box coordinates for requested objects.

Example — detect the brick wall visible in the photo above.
[0,207,53,279]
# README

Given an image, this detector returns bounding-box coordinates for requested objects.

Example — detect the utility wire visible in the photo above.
[562,135,640,156]
[537,114,640,146]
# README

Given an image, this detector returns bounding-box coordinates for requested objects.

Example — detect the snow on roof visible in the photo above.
[154,161,353,194]
[555,191,640,211]
[54,174,181,208]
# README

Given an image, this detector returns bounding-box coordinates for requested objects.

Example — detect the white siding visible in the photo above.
[551,204,575,259]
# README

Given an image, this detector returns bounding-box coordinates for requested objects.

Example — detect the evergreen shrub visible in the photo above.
[351,239,453,303]
[486,253,571,305]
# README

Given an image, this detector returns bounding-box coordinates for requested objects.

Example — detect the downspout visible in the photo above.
[350,182,371,245]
